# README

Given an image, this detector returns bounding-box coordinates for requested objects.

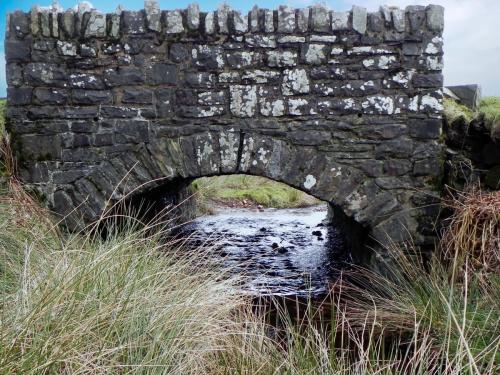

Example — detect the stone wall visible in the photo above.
[5,2,445,252]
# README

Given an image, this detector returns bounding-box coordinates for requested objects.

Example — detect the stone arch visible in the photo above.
[51,126,415,257]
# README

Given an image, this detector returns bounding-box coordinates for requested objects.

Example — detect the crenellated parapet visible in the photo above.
[6,2,444,39]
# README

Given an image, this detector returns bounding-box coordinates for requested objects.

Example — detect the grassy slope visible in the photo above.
[192,174,320,210]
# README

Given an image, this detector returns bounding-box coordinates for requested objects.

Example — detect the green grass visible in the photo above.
[444,98,474,125]
[192,174,320,210]
[479,96,500,136]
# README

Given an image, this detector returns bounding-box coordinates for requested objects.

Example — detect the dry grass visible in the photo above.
[440,187,500,283]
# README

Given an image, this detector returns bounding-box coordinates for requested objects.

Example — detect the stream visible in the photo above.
[179,204,352,297]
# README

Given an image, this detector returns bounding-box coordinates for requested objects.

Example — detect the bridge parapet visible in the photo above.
[5,2,445,253]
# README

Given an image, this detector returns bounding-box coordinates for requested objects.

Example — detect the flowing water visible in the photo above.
[180,204,352,296]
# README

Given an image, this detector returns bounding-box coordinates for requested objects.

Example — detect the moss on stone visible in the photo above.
[443,98,473,125]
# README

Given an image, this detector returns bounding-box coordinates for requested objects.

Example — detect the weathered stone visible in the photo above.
[264,9,274,32]
[25,63,67,86]
[260,97,285,117]
[242,70,280,84]
[232,11,248,34]
[187,3,200,30]
[331,11,349,31]
[311,5,330,32]
[5,40,31,62]
[34,88,68,104]
[104,67,144,87]
[192,45,225,69]
[282,68,310,96]
[301,44,329,65]
[30,6,40,35]
[246,35,277,48]
[109,12,121,38]
[7,87,32,105]
[9,11,30,38]
[204,12,215,34]
[217,4,231,34]
[145,0,161,32]
[266,51,298,67]
[122,11,146,34]
[406,5,426,33]
[85,11,106,37]
[230,85,257,117]
[391,8,405,32]
[72,89,113,104]
[122,88,153,104]
[165,10,184,34]
[40,9,51,37]
[426,5,444,32]
[5,4,445,256]
[409,118,441,139]
[352,6,367,34]
[56,41,77,56]
[297,8,310,32]
[278,5,295,33]
[185,72,215,88]
[151,63,177,85]
[412,73,443,88]
[368,11,384,32]
[249,6,260,32]
[61,10,75,38]
[310,35,336,43]
[226,51,261,68]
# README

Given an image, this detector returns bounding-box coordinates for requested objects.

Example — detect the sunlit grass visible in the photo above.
[192,174,320,210]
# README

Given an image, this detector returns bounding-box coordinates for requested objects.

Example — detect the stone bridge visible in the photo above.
[5,2,445,254]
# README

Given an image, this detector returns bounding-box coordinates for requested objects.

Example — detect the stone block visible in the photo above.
[84,11,106,38]
[165,10,184,34]
[151,63,177,85]
[352,6,367,34]
[122,11,146,34]
[282,68,310,96]
[311,5,330,32]
[7,87,32,105]
[297,8,310,32]
[5,40,31,62]
[104,68,144,87]
[426,5,444,32]
[278,5,295,33]
[232,11,248,34]
[331,11,349,30]
[230,85,257,117]
[266,51,298,67]
[34,88,68,105]
[145,0,161,32]
[187,3,200,30]
[72,90,113,105]
[217,4,231,34]
[122,88,154,104]
[301,44,329,65]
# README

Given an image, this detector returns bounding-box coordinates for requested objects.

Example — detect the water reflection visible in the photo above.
[180,204,352,296]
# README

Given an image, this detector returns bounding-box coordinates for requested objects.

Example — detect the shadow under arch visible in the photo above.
[53,127,415,264]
